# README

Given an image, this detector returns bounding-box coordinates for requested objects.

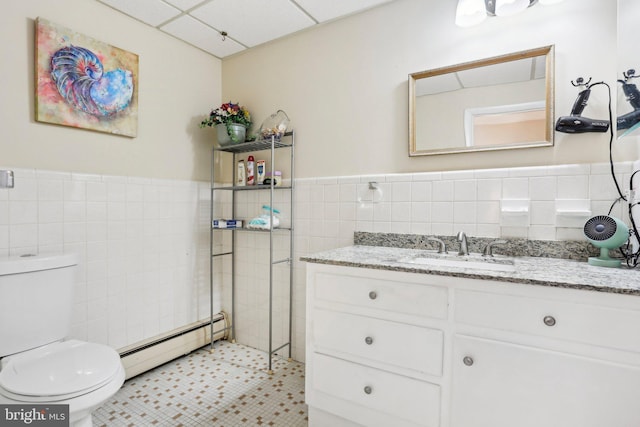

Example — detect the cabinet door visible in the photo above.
[451,335,640,427]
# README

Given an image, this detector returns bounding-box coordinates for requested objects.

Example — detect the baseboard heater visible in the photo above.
[119,312,229,380]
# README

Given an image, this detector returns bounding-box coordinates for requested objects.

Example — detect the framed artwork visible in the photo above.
[35,17,139,137]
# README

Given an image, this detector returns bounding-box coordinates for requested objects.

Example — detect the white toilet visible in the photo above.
[0,253,125,427]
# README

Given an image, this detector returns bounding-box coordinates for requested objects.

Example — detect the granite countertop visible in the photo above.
[301,245,640,296]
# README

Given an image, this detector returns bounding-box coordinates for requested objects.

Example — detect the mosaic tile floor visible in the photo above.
[93,340,308,426]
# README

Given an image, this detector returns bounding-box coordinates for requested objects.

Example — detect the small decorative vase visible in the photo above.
[216,123,246,146]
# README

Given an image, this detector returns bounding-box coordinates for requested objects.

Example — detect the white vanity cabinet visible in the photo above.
[305,262,640,427]
[306,265,448,427]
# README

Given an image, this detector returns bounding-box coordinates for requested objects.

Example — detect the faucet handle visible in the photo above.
[426,237,447,254]
[482,239,507,257]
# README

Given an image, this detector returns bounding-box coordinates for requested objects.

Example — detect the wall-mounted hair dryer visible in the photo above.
[617,69,640,133]
[555,77,610,133]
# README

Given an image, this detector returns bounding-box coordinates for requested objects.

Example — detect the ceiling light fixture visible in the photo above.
[455,0,487,27]
[494,0,530,16]
[456,0,563,27]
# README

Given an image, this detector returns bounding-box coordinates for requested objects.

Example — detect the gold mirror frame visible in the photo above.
[409,45,555,157]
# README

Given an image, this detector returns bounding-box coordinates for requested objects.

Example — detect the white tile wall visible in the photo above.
[0,167,214,352]
[1,161,635,365]
[285,161,636,361]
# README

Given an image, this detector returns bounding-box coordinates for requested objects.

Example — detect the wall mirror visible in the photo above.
[617,0,640,139]
[409,45,554,156]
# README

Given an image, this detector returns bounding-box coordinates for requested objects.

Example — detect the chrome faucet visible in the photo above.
[482,239,507,257]
[457,231,469,256]
[426,237,447,253]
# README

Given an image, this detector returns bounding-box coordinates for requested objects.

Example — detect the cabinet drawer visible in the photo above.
[312,353,440,427]
[314,272,448,320]
[313,308,443,376]
[455,289,640,353]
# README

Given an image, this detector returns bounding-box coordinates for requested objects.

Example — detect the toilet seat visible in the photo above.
[0,340,122,402]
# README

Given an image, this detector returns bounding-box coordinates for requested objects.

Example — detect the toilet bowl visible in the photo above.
[0,341,125,427]
[0,253,125,427]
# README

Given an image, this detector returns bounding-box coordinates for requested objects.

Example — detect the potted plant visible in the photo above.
[200,101,252,145]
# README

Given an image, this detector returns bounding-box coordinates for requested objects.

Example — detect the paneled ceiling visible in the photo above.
[96,0,396,59]
[415,56,547,97]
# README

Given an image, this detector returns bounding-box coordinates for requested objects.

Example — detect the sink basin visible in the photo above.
[397,253,516,272]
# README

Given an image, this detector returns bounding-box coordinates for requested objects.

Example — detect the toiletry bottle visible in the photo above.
[257,160,266,185]
[246,155,255,185]
[237,160,246,186]
[264,171,282,186]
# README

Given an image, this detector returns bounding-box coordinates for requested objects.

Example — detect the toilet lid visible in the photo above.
[0,340,122,399]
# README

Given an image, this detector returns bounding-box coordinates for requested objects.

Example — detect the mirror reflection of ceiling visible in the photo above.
[415,56,547,97]
[409,46,554,157]
[95,0,397,59]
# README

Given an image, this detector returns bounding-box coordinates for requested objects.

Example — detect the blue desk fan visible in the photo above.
[583,215,629,267]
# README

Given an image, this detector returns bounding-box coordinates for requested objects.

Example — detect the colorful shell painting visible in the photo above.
[35,17,138,137]
[50,46,134,117]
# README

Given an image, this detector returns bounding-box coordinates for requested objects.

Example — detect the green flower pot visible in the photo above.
[216,123,246,146]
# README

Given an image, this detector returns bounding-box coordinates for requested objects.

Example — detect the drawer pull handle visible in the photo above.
[364,386,373,395]
[368,291,377,300]
[365,336,374,345]
[463,356,474,366]
[543,315,556,327]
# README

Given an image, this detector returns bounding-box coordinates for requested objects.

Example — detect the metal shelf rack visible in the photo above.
[209,131,295,374]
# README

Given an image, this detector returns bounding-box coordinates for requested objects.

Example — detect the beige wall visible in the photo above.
[222,0,638,179]
[2,1,636,181]
[0,0,221,181]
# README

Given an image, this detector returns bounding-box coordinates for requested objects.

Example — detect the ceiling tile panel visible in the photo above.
[161,15,246,58]
[95,0,398,58]
[295,0,393,23]
[164,0,204,11]
[415,73,461,96]
[458,58,533,88]
[98,0,181,26]
[190,0,315,47]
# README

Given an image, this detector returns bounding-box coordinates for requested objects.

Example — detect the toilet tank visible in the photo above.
[0,253,78,357]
